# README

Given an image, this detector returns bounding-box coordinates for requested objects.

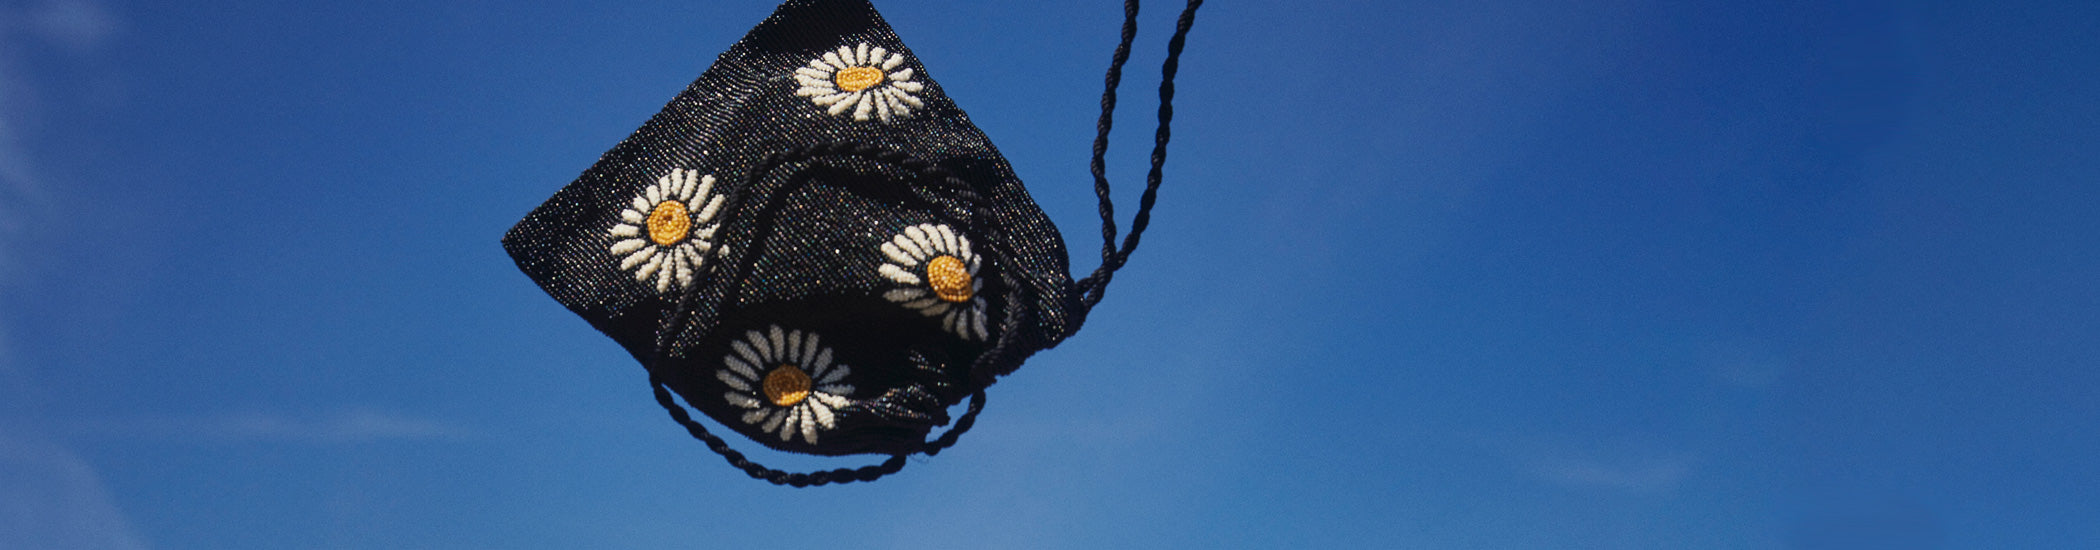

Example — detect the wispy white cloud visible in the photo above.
[59,409,470,444]
[0,0,118,394]
[1476,430,1697,495]
[0,0,116,260]
[0,0,113,183]
[0,432,150,550]
[19,0,117,51]
[1524,452,1694,494]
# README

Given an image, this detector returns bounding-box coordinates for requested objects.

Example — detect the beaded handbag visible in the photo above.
[503,0,1202,486]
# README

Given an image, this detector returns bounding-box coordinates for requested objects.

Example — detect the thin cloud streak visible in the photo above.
[1524,453,1695,494]
[0,0,118,394]
[0,433,150,550]
[1473,430,1698,495]
[0,0,116,252]
[57,409,470,444]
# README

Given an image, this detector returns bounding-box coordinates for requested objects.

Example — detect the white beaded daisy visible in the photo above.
[793,42,927,123]
[719,325,855,445]
[608,169,725,293]
[878,223,990,340]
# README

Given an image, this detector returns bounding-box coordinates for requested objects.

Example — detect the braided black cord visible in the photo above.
[1076,0,1205,310]
[644,143,1025,487]
[1086,0,1141,290]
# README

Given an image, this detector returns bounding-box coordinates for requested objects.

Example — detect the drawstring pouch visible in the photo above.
[503,0,1202,486]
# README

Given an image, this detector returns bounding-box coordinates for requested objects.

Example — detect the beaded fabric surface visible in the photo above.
[504,0,1201,485]
[504,0,1076,458]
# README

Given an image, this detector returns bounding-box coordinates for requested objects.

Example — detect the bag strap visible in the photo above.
[1073,0,1206,312]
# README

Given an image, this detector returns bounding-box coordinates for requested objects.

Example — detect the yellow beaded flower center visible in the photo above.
[834,67,885,92]
[763,365,811,407]
[645,200,691,246]
[926,255,973,303]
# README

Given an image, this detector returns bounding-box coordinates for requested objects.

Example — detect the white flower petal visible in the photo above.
[881,92,912,119]
[666,171,687,200]
[852,93,874,121]
[882,52,905,70]
[695,175,715,202]
[934,224,959,254]
[745,330,772,360]
[836,46,857,66]
[717,370,752,392]
[890,80,925,94]
[893,234,927,259]
[779,407,800,441]
[812,348,833,374]
[635,252,665,282]
[795,67,831,80]
[905,225,934,251]
[888,68,914,81]
[621,209,645,224]
[809,400,835,429]
[725,392,761,409]
[896,92,925,111]
[767,325,786,361]
[879,263,922,285]
[823,51,848,70]
[971,306,989,340]
[696,195,724,225]
[631,196,653,213]
[817,385,853,400]
[610,224,640,238]
[732,338,764,368]
[881,242,918,267]
[619,246,655,270]
[812,92,849,106]
[762,409,786,432]
[610,238,646,255]
[725,355,759,380]
[673,250,694,288]
[868,46,887,64]
[799,332,821,370]
[828,92,862,116]
[646,183,663,204]
[742,409,770,424]
[818,363,848,385]
[806,360,826,384]
[681,245,708,274]
[799,406,818,444]
[884,288,927,303]
[854,43,870,65]
[786,330,804,367]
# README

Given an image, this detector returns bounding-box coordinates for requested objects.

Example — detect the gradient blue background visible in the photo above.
[2,1,2095,548]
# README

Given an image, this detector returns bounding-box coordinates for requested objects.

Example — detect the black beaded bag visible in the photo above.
[503,0,1201,486]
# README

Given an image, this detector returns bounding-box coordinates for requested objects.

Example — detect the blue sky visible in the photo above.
[1,0,2095,548]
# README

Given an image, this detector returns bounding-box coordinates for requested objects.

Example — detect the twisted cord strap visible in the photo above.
[1076,0,1205,311]
[648,377,986,487]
